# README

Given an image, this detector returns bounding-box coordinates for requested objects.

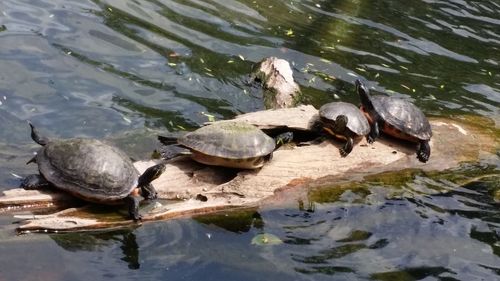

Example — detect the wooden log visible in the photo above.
[251,57,302,109]
[1,106,497,233]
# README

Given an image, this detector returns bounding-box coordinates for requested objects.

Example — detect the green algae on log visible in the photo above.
[0,105,497,233]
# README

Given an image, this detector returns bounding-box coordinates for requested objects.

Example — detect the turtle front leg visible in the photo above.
[340,137,354,157]
[416,140,431,163]
[20,174,50,190]
[367,121,380,144]
[125,193,142,221]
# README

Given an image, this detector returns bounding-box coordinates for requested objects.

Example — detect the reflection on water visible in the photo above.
[52,229,141,269]
[0,0,499,280]
[287,165,500,279]
[1,164,498,280]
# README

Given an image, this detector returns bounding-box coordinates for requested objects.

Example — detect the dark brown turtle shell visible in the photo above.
[178,121,275,168]
[36,138,139,203]
[371,96,432,140]
[319,102,370,136]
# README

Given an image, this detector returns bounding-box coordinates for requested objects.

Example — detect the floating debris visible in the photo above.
[122,116,131,124]
[251,233,283,245]
[10,173,23,179]
[201,112,216,122]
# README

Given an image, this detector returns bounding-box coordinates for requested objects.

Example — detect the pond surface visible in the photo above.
[0,0,499,280]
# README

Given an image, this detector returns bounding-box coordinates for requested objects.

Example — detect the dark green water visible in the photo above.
[0,0,499,280]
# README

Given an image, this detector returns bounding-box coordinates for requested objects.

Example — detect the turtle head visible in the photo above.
[355,79,374,111]
[334,115,348,131]
[138,163,166,187]
[274,131,294,148]
[28,121,49,146]
[323,115,348,136]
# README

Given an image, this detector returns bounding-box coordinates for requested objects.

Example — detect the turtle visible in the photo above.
[158,121,293,169]
[20,122,166,220]
[355,79,432,163]
[318,102,370,157]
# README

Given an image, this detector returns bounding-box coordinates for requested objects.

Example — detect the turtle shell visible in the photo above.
[319,102,370,136]
[178,121,275,160]
[371,96,432,140]
[36,138,139,203]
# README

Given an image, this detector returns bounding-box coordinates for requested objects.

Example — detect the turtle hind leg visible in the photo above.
[28,122,49,146]
[21,174,50,190]
[125,194,142,221]
[416,140,431,163]
[159,144,191,161]
[138,163,166,200]
[340,137,354,157]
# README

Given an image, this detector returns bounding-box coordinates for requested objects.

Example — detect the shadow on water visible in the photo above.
[0,161,497,280]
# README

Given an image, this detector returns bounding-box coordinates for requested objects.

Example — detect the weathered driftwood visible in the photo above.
[252,57,301,109]
[0,105,497,233]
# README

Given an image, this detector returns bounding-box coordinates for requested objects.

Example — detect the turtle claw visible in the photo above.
[416,140,431,163]
[417,152,429,163]
[366,135,375,144]
[340,138,353,157]
[145,192,157,201]
[366,126,378,144]
[21,174,50,189]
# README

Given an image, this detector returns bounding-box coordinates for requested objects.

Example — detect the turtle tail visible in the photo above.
[355,79,375,112]
[28,121,49,146]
